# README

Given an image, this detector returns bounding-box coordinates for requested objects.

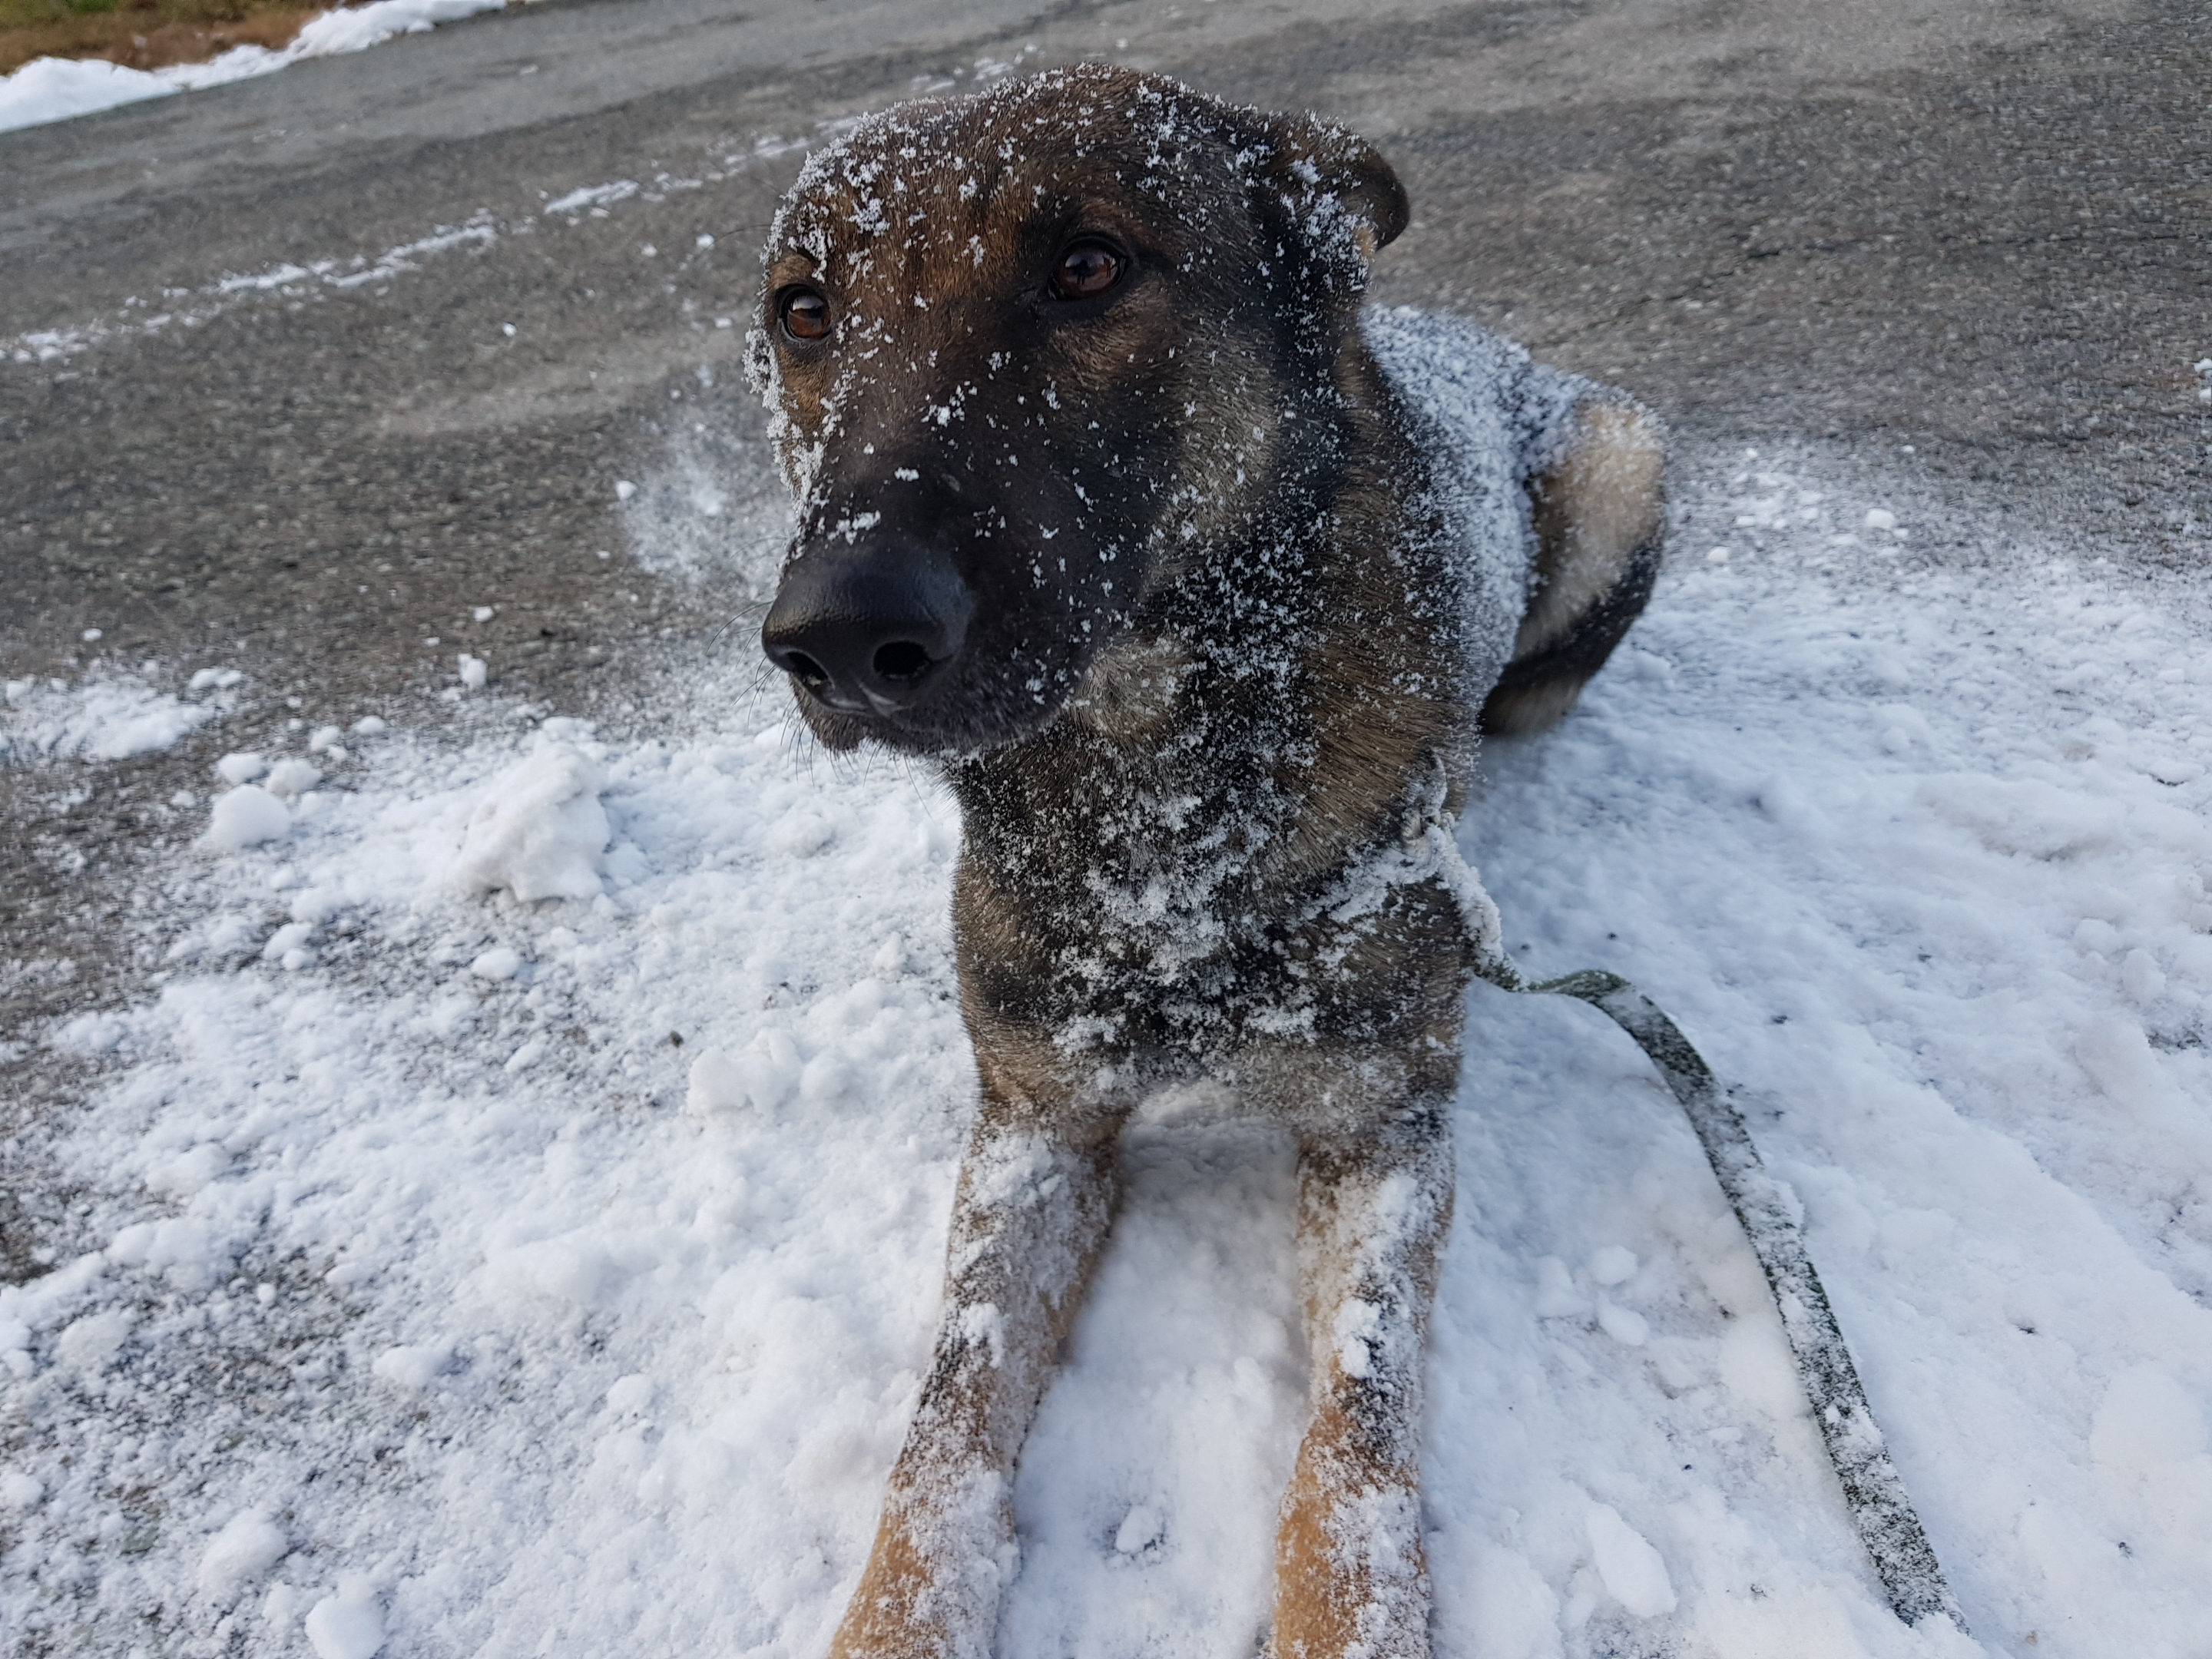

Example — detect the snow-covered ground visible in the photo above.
[0,0,505,137]
[4,453,2210,1659]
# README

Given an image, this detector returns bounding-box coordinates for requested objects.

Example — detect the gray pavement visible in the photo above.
[2,0,2209,1267]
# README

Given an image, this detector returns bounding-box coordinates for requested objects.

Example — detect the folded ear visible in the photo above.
[1245,111,1410,264]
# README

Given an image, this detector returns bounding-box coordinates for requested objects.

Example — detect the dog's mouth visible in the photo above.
[769,655,1081,757]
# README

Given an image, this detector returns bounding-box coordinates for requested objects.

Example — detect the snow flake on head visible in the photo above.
[750,64,1407,453]
[741,65,1421,759]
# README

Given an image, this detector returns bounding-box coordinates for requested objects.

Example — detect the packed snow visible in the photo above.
[4,453,2210,1659]
[0,0,506,137]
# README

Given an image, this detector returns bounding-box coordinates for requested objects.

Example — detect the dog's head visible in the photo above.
[748,65,1407,754]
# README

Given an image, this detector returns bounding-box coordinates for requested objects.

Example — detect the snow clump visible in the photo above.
[264,757,323,798]
[196,1508,290,1600]
[444,733,609,901]
[201,785,290,852]
[215,751,267,784]
[1585,1502,1678,1617]
[303,1577,386,1659]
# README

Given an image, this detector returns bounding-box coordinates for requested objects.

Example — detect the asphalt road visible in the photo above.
[2,0,2208,1263]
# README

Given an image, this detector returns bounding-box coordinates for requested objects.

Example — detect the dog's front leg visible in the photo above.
[1272,1098,1454,1659]
[830,1082,1122,1659]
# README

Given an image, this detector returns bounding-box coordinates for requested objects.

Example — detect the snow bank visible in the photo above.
[2,457,2209,1657]
[284,0,498,58]
[0,55,173,130]
[0,0,505,136]
[2,672,220,766]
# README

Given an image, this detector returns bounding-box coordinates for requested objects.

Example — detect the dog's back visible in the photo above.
[1366,306,1666,740]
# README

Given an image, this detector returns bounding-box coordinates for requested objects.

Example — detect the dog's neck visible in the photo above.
[942,332,1472,972]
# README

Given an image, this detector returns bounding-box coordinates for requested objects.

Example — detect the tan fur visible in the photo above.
[1482,399,1666,737]
[1479,673,1591,738]
[1518,399,1666,661]
[1270,1107,1453,1659]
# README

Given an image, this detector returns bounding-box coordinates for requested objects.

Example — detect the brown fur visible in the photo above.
[750,65,1664,1659]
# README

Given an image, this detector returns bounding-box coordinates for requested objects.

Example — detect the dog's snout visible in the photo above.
[761,538,975,714]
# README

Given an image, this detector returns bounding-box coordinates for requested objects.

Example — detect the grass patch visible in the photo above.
[1,0,339,78]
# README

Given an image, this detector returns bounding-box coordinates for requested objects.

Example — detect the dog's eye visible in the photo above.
[779,286,831,342]
[1051,240,1124,301]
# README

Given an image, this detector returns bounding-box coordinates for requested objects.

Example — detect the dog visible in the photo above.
[747,64,1664,1659]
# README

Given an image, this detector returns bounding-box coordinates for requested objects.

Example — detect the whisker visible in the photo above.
[707,602,765,655]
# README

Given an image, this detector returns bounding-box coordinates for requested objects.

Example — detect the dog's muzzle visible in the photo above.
[761,536,975,717]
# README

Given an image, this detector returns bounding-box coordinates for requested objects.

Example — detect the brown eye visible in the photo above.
[1051,240,1124,300]
[779,286,830,341]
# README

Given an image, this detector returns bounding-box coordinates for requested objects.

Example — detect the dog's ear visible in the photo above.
[1242,112,1410,265]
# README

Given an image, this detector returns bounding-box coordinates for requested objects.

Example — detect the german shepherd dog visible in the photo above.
[749,65,1664,1659]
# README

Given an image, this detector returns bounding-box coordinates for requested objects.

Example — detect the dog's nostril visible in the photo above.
[873,641,934,684]
[781,649,831,689]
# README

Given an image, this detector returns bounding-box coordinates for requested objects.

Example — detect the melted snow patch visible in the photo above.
[2,674,217,767]
[618,418,793,591]
[543,180,641,217]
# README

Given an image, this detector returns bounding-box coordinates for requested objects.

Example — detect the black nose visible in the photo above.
[760,537,974,714]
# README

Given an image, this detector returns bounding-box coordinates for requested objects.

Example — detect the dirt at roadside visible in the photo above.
[2,0,335,78]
